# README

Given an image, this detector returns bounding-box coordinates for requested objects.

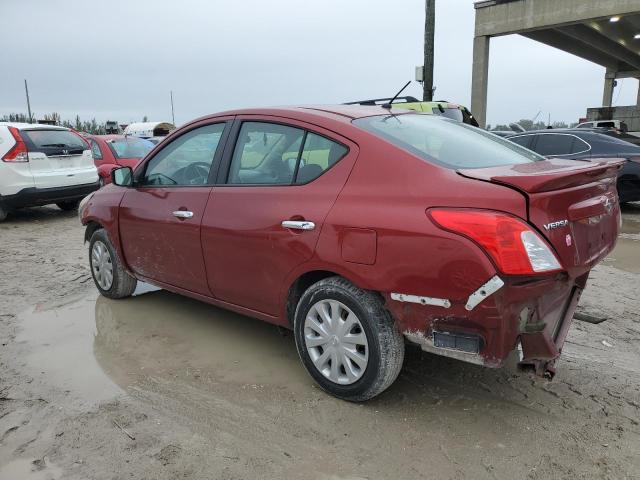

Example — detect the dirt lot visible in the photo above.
[1,204,639,480]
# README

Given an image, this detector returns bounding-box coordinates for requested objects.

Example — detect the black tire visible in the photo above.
[89,228,137,299]
[0,205,7,222]
[56,199,80,211]
[294,276,404,402]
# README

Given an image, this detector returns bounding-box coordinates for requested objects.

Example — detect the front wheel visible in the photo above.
[294,276,404,401]
[89,229,137,299]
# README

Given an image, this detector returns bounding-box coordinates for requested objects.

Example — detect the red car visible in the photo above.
[85,134,155,186]
[80,106,622,401]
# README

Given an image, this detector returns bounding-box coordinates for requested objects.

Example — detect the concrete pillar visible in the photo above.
[636,79,640,107]
[603,69,616,107]
[471,35,490,128]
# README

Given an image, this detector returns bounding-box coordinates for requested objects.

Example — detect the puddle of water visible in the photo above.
[17,285,308,406]
[0,458,62,480]
[604,212,640,273]
[93,290,308,392]
[16,294,121,405]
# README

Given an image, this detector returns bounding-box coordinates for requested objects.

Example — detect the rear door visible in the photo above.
[21,128,96,188]
[201,117,358,315]
[119,120,230,295]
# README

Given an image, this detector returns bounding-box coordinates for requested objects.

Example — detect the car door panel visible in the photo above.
[202,118,359,316]
[119,187,213,295]
[118,120,230,296]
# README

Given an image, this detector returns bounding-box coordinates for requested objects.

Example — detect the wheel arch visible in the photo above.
[84,220,103,243]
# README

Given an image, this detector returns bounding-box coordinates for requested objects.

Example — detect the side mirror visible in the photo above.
[111,166,133,187]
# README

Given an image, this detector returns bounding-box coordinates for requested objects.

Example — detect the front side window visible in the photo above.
[354,114,543,169]
[89,139,102,160]
[142,123,225,186]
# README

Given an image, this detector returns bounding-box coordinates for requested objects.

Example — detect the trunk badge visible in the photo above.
[566,234,572,247]
[543,219,569,231]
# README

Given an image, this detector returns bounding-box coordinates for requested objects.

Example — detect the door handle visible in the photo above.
[173,210,194,219]
[281,220,315,231]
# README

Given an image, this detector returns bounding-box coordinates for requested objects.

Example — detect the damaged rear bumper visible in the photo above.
[385,272,589,378]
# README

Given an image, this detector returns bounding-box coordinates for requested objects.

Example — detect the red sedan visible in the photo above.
[79,106,622,401]
[85,134,155,186]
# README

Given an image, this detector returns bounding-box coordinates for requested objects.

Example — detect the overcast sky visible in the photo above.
[2,0,638,127]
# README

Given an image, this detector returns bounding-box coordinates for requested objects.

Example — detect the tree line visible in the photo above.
[0,112,149,134]
[488,119,578,131]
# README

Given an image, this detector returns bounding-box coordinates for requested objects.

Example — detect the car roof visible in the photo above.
[506,128,608,137]
[186,105,413,127]
[0,122,69,131]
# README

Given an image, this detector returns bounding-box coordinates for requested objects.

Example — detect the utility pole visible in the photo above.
[24,79,33,123]
[170,91,175,125]
[423,0,435,101]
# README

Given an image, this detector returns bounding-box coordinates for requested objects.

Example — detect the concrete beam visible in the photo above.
[617,70,640,78]
[557,24,640,71]
[471,35,490,128]
[603,69,616,107]
[475,0,640,37]
[521,30,624,70]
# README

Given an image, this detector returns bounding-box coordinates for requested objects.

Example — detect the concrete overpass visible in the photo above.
[471,0,640,127]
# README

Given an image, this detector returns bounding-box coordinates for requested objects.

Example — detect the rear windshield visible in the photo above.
[432,107,463,123]
[354,114,544,169]
[21,129,87,155]
[107,137,155,159]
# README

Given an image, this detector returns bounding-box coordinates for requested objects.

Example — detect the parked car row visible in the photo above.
[80,105,623,400]
[505,128,640,203]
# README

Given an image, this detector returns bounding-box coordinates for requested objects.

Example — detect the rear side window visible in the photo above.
[354,114,543,169]
[533,134,589,156]
[21,129,87,156]
[227,122,348,185]
[296,133,348,184]
[508,135,534,149]
[597,121,615,128]
[577,122,592,128]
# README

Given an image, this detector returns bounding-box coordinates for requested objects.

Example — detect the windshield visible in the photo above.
[107,137,155,159]
[354,114,544,169]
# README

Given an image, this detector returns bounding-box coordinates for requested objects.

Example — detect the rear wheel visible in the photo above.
[0,205,7,222]
[294,276,404,401]
[89,229,137,299]
[56,199,80,211]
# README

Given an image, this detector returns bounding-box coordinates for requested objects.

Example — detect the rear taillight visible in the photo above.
[2,127,29,162]
[429,209,562,275]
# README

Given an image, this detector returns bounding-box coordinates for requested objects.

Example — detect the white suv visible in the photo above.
[0,122,99,221]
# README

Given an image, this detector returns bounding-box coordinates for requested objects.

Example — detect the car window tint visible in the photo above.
[508,135,533,149]
[107,138,154,159]
[296,133,348,184]
[354,114,543,169]
[532,134,577,156]
[228,122,305,185]
[598,121,615,128]
[142,123,225,186]
[431,107,463,123]
[90,139,102,160]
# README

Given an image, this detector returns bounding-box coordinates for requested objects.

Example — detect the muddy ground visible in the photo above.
[0,204,639,480]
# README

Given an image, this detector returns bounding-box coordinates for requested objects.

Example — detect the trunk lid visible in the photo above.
[21,128,96,188]
[458,158,624,275]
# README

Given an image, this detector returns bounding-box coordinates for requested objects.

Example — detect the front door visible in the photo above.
[119,121,229,295]
[202,118,358,316]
